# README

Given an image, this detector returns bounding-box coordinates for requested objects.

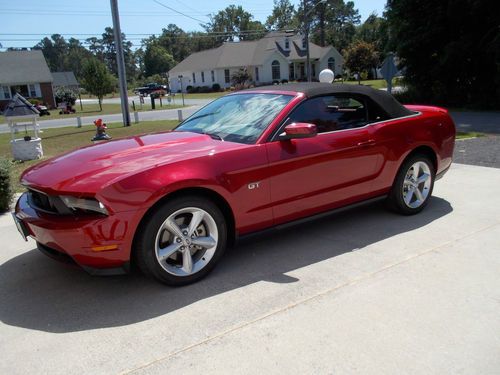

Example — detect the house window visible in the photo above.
[211,70,215,82]
[29,84,37,97]
[328,57,335,71]
[1,86,11,100]
[224,69,230,84]
[255,67,259,82]
[11,85,29,98]
[289,63,294,80]
[272,60,280,80]
[284,38,289,49]
[201,71,205,83]
[192,72,196,84]
[302,38,307,49]
[311,63,316,78]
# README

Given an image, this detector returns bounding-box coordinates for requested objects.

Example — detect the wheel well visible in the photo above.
[406,145,438,171]
[131,187,236,263]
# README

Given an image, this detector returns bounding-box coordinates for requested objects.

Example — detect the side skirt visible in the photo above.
[236,195,387,245]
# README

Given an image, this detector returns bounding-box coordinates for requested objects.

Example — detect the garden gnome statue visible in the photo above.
[92,118,111,141]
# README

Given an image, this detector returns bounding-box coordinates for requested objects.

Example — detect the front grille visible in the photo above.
[27,189,71,215]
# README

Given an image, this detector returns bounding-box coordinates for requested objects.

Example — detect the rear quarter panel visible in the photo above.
[370,106,455,193]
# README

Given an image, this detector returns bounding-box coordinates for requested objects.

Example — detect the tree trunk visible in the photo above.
[319,5,326,47]
[99,97,103,111]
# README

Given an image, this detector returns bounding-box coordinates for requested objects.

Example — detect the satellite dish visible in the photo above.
[319,69,334,83]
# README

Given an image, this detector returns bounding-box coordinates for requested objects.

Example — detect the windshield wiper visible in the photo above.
[180,111,219,125]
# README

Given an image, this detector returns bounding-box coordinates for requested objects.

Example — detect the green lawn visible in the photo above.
[1,120,179,192]
[0,102,184,124]
[180,92,227,100]
[456,131,485,139]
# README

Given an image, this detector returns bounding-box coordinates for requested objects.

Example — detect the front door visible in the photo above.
[266,95,384,224]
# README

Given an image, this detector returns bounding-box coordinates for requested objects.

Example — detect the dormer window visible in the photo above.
[284,38,290,50]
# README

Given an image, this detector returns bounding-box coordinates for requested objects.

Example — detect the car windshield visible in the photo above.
[174,93,293,144]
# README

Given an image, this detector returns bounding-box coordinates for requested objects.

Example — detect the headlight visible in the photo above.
[60,196,108,215]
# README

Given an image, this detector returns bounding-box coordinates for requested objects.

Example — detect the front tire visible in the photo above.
[135,196,227,286]
[387,154,435,215]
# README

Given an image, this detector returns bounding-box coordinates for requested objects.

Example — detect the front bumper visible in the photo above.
[14,192,143,273]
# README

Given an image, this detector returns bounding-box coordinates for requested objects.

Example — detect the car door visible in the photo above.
[265,94,386,225]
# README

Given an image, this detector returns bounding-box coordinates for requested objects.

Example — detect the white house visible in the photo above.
[168,32,343,93]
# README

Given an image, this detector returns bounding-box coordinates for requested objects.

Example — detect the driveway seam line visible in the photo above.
[121,221,499,375]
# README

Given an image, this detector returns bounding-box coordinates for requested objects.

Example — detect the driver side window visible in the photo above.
[284,95,368,133]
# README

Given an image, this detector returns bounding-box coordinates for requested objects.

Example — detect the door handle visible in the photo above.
[357,139,376,147]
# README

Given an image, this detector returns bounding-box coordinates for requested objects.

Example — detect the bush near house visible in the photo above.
[55,87,77,105]
[0,157,13,212]
[212,83,221,92]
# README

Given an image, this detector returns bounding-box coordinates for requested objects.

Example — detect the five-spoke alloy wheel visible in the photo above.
[388,154,435,215]
[135,196,227,286]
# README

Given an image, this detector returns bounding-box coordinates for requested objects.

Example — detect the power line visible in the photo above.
[151,0,209,24]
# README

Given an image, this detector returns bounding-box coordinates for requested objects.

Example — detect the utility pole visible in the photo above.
[110,0,131,126]
[304,0,311,82]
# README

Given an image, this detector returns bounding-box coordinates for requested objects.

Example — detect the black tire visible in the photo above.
[387,154,435,215]
[134,195,227,286]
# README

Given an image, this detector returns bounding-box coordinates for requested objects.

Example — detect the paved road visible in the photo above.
[0,105,201,134]
[1,163,499,374]
[454,135,500,168]
[81,95,212,107]
[450,110,500,134]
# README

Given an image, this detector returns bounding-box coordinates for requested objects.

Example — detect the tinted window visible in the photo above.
[284,95,368,133]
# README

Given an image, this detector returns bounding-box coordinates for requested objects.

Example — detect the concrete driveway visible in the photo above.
[1,163,499,374]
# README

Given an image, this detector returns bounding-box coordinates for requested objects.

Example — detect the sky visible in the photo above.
[0,0,387,50]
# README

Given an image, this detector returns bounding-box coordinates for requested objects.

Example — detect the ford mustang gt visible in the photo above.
[13,83,456,285]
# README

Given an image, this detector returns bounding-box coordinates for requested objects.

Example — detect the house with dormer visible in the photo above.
[168,32,343,92]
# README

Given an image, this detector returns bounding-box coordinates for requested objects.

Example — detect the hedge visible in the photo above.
[0,157,13,212]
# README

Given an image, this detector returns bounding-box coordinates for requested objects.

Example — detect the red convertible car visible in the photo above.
[13,83,455,285]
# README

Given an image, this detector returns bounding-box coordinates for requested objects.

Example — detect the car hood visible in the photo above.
[21,131,246,194]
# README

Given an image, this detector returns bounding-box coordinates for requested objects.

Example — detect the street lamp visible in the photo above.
[303,0,327,82]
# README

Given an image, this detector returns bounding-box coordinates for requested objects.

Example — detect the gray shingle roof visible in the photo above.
[0,50,53,85]
[52,71,79,87]
[3,93,40,117]
[169,32,333,74]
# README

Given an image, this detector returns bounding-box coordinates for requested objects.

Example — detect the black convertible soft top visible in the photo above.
[244,82,413,119]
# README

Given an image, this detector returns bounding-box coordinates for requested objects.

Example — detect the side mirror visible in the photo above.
[280,123,318,140]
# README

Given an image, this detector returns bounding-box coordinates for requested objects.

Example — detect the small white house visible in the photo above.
[169,32,343,92]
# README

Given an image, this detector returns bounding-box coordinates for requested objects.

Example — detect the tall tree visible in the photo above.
[205,5,266,42]
[344,41,379,84]
[385,0,500,108]
[99,27,136,81]
[33,34,68,71]
[143,43,175,77]
[266,0,297,30]
[355,13,388,56]
[81,58,115,110]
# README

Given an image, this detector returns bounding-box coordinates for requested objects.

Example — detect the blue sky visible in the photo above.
[0,0,386,50]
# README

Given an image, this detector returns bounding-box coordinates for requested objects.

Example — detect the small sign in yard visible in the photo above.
[381,53,398,94]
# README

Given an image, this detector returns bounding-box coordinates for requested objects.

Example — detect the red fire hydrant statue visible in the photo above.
[92,118,111,141]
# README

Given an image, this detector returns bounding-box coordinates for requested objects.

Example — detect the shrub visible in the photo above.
[212,83,221,92]
[186,85,193,92]
[28,98,43,106]
[281,79,288,84]
[55,87,77,105]
[198,86,212,93]
[0,158,13,212]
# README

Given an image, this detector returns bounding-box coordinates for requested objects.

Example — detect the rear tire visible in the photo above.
[135,196,227,286]
[387,154,435,215]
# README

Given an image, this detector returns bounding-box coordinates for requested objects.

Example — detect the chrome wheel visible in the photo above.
[402,161,432,209]
[154,207,218,277]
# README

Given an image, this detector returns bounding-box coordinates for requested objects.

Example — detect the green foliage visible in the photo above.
[345,41,379,83]
[81,58,115,110]
[212,83,221,92]
[231,69,251,86]
[204,5,266,42]
[302,0,360,51]
[144,44,175,77]
[354,13,389,58]
[0,158,13,212]
[55,87,78,105]
[266,0,297,30]
[385,0,500,109]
